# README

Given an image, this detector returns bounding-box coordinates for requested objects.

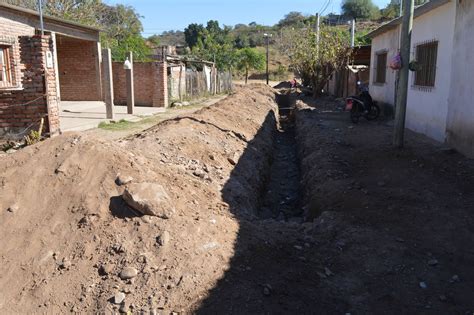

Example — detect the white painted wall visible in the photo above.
[405,2,456,142]
[369,2,456,142]
[369,28,400,107]
[446,0,474,157]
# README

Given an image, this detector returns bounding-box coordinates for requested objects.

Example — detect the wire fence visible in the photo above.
[168,69,233,102]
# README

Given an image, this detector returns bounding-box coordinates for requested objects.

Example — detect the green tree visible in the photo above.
[278,26,352,97]
[184,23,205,48]
[98,4,150,61]
[191,29,238,70]
[277,11,307,28]
[107,34,151,61]
[147,35,161,47]
[381,0,429,20]
[236,48,265,84]
[342,0,380,20]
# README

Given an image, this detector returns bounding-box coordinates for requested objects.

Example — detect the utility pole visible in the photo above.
[315,13,320,56]
[350,19,355,47]
[315,13,320,44]
[393,0,415,148]
[264,33,271,85]
[37,0,44,35]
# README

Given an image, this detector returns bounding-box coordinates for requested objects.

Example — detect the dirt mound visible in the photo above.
[0,85,278,313]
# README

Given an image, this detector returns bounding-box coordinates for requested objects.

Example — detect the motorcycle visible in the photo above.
[345,82,380,124]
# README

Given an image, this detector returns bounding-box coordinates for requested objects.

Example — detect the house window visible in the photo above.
[415,41,438,87]
[0,46,13,86]
[374,51,387,84]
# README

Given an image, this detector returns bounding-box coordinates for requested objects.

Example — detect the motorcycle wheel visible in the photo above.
[350,106,361,124]
[366,104,380,121]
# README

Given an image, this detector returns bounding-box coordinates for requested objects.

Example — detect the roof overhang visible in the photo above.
[0,3,101,42]
[367,0,452,39]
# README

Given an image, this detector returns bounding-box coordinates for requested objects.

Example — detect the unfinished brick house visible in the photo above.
[0,3,104,135]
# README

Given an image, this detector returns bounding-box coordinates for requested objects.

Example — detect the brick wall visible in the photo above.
[113,62,154,106]
[56,35,101,101]
[154,62,168,107]
[0,35,60,135]
[112,61,168,107]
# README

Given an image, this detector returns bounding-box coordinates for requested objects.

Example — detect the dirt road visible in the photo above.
[1,85,473,314]
[198,91,474,314]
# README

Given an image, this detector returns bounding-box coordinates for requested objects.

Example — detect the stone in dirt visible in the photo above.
[120,267,138,280]
[59,258,72,270]
[119,301,130,313]
[157,231,170,246]
[7,204,18,213]
[99,263,114,275]
[114,292,126,304]
[116,175,133,186]
[227,152,240,166]
[262,284,272,296]
[122,183,175,218]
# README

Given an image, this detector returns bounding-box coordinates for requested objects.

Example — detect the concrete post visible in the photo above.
[126,51,134,114]
[101,48,114,120]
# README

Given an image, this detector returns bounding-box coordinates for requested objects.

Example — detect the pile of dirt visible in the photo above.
[3,84,474,314]
[0,85,278,313]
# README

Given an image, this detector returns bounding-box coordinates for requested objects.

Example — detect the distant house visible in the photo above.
[327,45,371,98]
[367,0,474,157]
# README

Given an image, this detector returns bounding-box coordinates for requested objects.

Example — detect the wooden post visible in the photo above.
[101,48,114,120]
[126,51,134,115]
[393,0,414,148]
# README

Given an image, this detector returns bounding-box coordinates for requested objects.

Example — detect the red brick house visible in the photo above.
[0,3,102,135]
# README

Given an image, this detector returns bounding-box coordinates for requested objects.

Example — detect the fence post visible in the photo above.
[125,51,134,114]
[101,48,114,120]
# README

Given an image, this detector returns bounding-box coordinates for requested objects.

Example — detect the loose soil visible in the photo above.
[1,85,474,314]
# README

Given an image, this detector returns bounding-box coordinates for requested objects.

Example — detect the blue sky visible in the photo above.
[106,0,392,35]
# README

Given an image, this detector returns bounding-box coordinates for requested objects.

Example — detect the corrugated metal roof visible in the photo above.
[366,0,452,38]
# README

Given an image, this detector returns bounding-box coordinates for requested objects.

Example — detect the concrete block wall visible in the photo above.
[112,61,168,107]
[0,35,60,135]
[56,35,101,101]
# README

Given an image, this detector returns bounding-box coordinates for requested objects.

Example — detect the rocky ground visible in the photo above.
[1,85,474,314]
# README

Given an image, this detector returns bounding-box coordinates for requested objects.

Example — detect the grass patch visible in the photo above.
[98,119,135,131]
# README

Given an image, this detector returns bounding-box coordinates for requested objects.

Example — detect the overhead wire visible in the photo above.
[318,0,332,15]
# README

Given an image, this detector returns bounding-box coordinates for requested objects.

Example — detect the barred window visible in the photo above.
[0,46,13,86]
[415,41,438,87]
[374,51,387,84]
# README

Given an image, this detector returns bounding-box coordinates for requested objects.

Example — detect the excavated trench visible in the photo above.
[259,93,302,221]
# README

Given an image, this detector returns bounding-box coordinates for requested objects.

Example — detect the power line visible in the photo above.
[318,0,331,15]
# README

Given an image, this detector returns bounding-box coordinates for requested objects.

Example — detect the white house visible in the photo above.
[367,0,474,158]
